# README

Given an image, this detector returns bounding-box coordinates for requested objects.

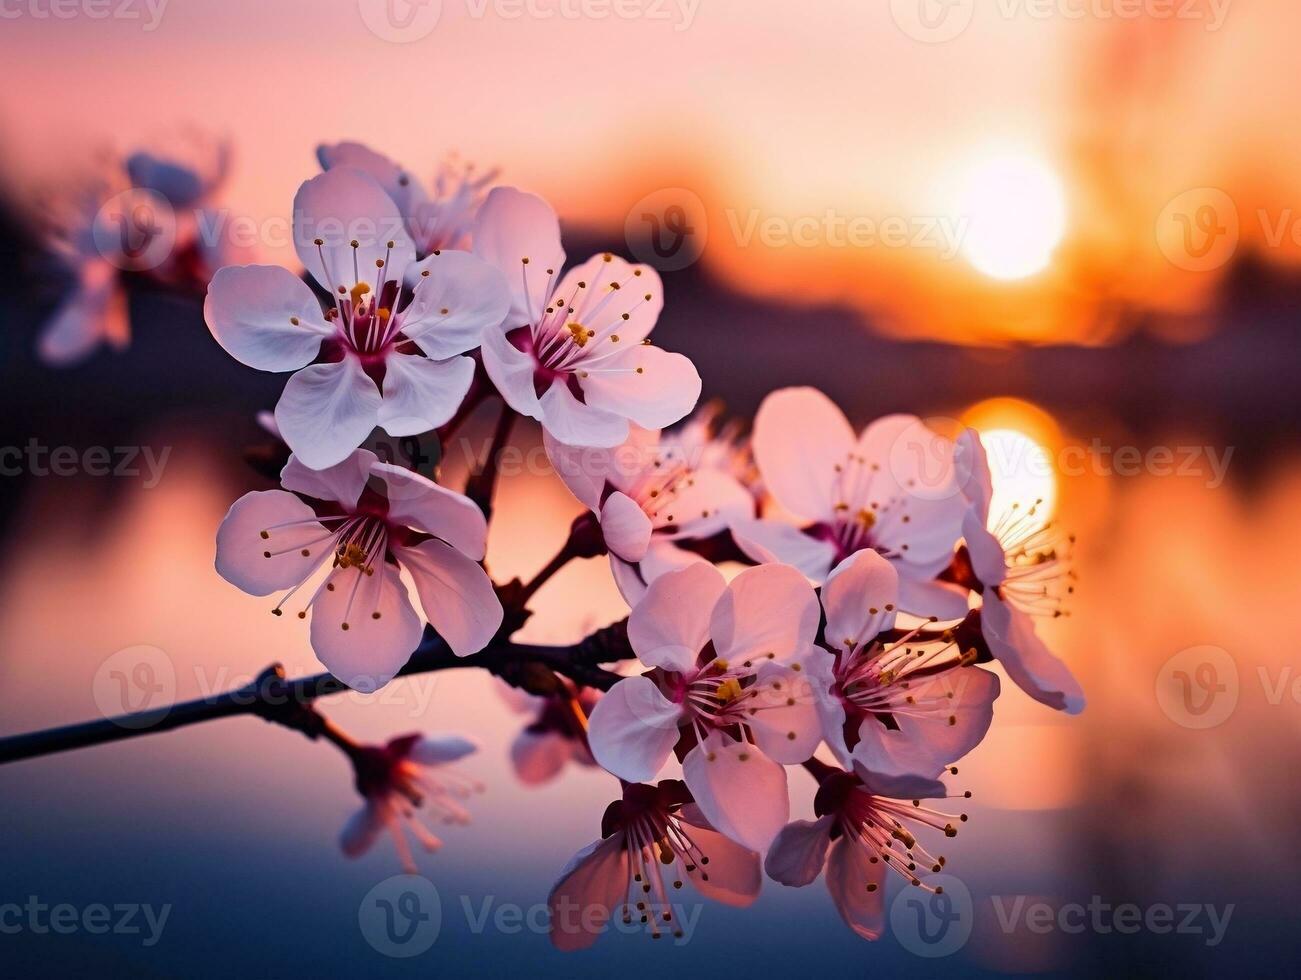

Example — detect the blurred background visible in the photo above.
[2,0,1300,976]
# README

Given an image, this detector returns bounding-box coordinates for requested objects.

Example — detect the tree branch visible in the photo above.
[463,397,516,521]
[0,620,632,767]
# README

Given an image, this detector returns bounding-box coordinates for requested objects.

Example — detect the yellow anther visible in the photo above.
[349,282,371,306]
[566,322,594,347]
[715,678,743,703]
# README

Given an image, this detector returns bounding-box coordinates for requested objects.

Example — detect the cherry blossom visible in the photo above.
[496,678,600,786]
[953,429,1085,713]
[807,549,999,779]
[472,187,701,447]
[586,562,824,850]
[659,399,761,500]
[205,167,511,469]
[317,141,496,255]
[340,732,482,873]
[547,779,761,949]
[124,128,239,279]
[732,387,967,617]
[544,424,754,603]
[765,762,968,941]
[215,448,502,692]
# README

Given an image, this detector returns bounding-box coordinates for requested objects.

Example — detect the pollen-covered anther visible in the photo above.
[566,322,593,347]
[715,677,743,703]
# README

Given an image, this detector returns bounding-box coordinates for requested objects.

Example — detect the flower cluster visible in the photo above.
[40,137,1084,949]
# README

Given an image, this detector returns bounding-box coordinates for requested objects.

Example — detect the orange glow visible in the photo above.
[960,398,1063,529]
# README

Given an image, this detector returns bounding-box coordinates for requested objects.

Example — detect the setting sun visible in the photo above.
[957,153,1068,281]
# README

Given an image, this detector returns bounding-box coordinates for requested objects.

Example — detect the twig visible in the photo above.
[0,620,633,767]
[516,511,608,605]
[463,397,516,521]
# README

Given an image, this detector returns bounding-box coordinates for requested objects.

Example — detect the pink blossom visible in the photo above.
[38,131,237,366]
[765,763,967,941]
[547,780,760,949]
[472,187,701,448]
[586,562,824,850]
[215,448,502,692]
[807,549,999,779]
[953,430,1085,713]
[317,141,496,255]
[659,399,762,500]
[205,167,511,469]
[496,678,600,786]
[732,387,967,618]
[544,424,754,603]
[340,733,482,873]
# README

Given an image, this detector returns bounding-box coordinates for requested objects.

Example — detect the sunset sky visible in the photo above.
[6,0,1301,344]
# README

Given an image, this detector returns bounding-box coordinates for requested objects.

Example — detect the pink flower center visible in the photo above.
[512,254,656,392]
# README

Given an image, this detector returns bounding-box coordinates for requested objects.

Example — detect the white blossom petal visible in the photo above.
[586,675,682,782]
[274,359,383,470]
[204,265,331,372]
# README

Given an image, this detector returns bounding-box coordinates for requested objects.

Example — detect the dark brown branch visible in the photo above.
[463,397,516,521]
[0,619,633,767]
